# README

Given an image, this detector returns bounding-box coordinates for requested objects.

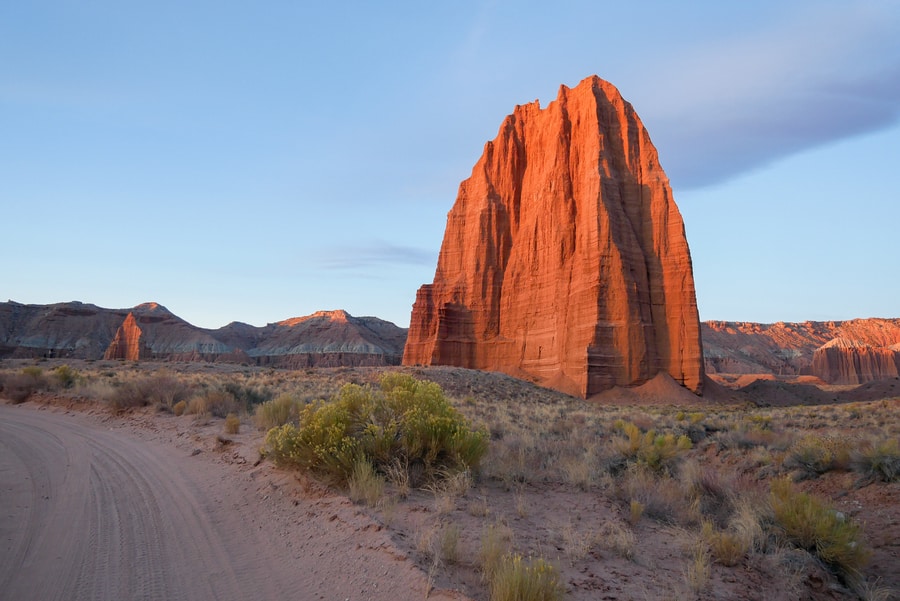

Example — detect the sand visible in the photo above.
[0,402,468,601]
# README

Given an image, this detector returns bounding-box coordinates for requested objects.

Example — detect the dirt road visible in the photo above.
[0,403,456,601]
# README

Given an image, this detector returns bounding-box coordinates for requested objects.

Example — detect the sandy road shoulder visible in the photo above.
[0,402,469,601]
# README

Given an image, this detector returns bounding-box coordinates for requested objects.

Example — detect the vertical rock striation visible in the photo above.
[104,312,147,361]
[403,75,703,397]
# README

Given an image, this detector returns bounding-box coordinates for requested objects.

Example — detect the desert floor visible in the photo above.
[1,361,898,601]
[0,400,464,601]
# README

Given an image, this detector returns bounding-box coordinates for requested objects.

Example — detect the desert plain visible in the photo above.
[1,359,897,601]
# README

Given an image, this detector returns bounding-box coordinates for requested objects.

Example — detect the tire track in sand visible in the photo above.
[0,406,309,600]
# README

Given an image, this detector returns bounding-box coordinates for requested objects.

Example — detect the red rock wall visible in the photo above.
[403,76,703,397]
[703,319,900,384]
[811,346,900,385]
[103,313,146,361]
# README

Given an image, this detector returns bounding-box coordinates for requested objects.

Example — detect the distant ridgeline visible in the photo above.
[0,301,407,368]
[3,301,897,387]
[702,319,900,385]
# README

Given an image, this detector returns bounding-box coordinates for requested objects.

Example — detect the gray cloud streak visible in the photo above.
[315,242,437,270]
[635,3,900,190]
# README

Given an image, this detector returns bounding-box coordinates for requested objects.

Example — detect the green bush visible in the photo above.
[22,366,44,380]
[769,478,870,577]
[254,393,303,430]
[51,364,79,389]
[612,421,692,473]
[265,373,488,484]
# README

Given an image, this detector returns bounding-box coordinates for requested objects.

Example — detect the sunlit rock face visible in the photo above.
[403,75,704,397]
[103,312,146,360]
[812,335,900,385]
[703,318,900,385]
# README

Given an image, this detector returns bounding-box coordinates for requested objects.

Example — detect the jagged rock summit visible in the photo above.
[403,75,704,397]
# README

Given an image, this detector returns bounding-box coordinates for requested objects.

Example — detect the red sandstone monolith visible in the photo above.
[104,312,146,361]
[403,75,704,397]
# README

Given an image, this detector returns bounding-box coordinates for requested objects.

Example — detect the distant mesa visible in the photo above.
[403,75,704,398]
[703,318,900,386]
[4,298,900,391]
[0,301,406,368]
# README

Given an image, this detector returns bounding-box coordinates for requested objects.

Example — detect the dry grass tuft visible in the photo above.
[223,413,241,434]
[489,554,563,601]
[348,458,385,508]
[597,520,635,560]
[479,523,513,583]
[683,545,711,594]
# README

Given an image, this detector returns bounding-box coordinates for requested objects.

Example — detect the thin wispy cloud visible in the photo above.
[315,242,437,270]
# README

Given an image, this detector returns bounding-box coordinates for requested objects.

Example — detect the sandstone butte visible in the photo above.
[103,312,147,361]
[403,75,704,398]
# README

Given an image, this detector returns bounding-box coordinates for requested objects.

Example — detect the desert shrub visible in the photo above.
[190,388,242,418]
[265,374,488,484]
[851,437,900,483]
[107,378,153,411]
[619,466,692,524]
[348,458,385,507]
[701,520,748,566]
[223,380,272,407]
[22,366,44,380]
[1,372,39,403]
[51,364,79,389]
[682,461,734,528]
[144,373,191,411]
[597,520,635,560]
[785,435,852,479]
[106,374,191,412]
[254,393,303,430]
[224,413,241,434]
[769,478,870,577]
[489,554,563,601]
[717,427,791,451]
[611,421,691,474]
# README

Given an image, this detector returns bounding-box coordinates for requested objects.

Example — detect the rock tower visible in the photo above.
[403,75,704,397]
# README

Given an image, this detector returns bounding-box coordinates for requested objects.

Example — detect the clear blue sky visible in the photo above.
[2,1,898,329]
